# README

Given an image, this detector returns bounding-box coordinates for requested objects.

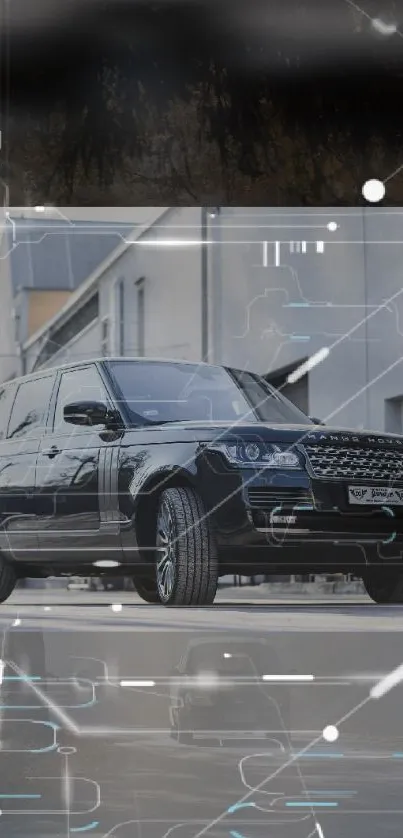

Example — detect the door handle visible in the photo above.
[42,446,60,459]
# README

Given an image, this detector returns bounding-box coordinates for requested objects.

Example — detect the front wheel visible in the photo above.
[155,487,218,606]
[362,569,403,603]
[133,573,160,604]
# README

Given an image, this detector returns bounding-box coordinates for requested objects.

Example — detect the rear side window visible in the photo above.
[0,384,16,441]
[7,376,54,440]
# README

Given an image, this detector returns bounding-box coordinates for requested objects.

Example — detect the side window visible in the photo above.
[53,366,108,434]
[7,377,54,440]
[0,384,16,441]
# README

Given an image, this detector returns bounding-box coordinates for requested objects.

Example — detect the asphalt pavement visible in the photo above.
[0,587,403,838]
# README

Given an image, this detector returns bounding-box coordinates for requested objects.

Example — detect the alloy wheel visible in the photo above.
[156,500,176,602]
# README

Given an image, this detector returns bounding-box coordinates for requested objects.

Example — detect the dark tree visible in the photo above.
[2,0,403,204]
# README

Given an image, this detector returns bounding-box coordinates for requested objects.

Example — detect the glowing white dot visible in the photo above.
[323,724,339,742]
[371,18,397,36]
[327,222,338,232]
[12,618,21,627]
[111,603,123,613]
[195,670,219,689]
[44,606,51,611]
[34,205,46,213]
[362,179,385,203]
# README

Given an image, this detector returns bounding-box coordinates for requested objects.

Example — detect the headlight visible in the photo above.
[208,441,302,469]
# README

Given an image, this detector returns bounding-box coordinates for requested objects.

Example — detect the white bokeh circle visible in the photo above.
[362,179,385,203]
[371,18,397,37]
[323,724,339,742]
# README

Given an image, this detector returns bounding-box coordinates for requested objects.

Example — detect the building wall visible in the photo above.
[211,207,403,432]
[98,206,203,360]
[21,206,403,435]
[213,207,368,429]
[23,207,203,371]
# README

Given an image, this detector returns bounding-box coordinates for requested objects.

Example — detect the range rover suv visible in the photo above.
[0,356,402,606]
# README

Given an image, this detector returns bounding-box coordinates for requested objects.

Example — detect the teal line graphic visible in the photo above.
[0,720,60,753]
[29,743,59,754]
[71,822,100,833]
[3,676,41,681]
[0,794,42,799]
[0,698,97,710]
[230,831,247,838]
[228,803,256,814]
[286,802,338,808]
[300,753,343,758]
[309,790,354,795]
[290,336,310,341]
[382,533,397,544]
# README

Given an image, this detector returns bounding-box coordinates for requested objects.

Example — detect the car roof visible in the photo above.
[6,356,221,388]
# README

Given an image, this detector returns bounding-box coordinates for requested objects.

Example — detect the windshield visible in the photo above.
[108,360,312,427]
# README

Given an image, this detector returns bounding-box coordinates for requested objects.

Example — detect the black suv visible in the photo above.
[0,357,402,606]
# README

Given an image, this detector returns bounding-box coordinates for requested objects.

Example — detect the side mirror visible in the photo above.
[309,416,325,426]
[63,401,109,427]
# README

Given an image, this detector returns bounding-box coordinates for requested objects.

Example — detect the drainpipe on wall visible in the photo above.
[201,207,221,363]
[201,206,209,361]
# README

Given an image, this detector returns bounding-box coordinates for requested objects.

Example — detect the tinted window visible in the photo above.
[53,366,108,433]
[0,384,16,440]
[7,376,54,439]
[108,361,312,426]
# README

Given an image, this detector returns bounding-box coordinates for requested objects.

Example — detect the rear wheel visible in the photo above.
[0,560,17,603]
[155,487,218,606]
[362,569,403,603]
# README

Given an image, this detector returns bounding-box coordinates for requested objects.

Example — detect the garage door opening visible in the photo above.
[265,360,309,415]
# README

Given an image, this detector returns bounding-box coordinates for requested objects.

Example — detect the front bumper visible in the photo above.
[201,456,403,549]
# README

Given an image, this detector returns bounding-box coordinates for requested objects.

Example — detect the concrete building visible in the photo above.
[20,206,403,435]
[0,210,138,382]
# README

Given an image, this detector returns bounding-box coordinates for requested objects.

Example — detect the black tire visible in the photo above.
[362,569,403,603]
[133,573,160,604]
[155,486,218,606]
[0,560,17,603]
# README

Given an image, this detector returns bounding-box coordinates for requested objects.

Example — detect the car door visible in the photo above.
[35,363,123,564]
[0,373,55,562]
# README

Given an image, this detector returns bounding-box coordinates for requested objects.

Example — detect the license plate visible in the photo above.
[348,486,403,505]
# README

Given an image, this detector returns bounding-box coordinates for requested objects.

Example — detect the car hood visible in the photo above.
[129,421,403,448]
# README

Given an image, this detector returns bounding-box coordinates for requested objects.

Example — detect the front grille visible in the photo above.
[303,444,403,481]
[247,488,313,509]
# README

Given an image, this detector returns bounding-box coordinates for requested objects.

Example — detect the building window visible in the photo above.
[101,317,109,356]
[136,278,145,356]
[116,278,125,356]
[34,293,99,368]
